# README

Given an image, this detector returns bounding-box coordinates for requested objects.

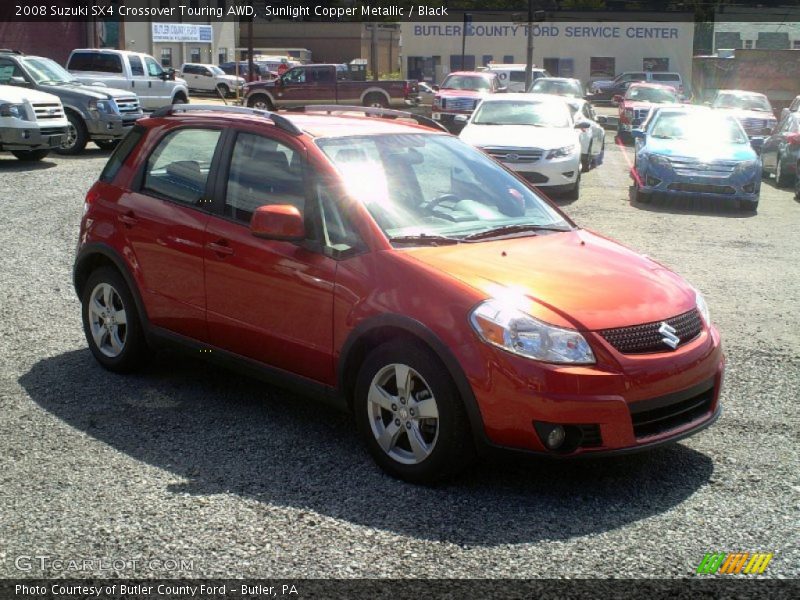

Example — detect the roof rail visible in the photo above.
[149,104,302,136]
[284,105,449,133]
[0,49,24,55]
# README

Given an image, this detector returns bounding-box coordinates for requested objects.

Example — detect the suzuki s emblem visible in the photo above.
[658,322,680,350]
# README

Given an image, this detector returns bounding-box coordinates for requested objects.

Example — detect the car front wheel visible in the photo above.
[81,267,148,372]
[354,340,474,484]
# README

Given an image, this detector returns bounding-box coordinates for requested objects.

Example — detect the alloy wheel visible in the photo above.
[87,282,128,358]
[61,123,77,151]
[366,363,440,465]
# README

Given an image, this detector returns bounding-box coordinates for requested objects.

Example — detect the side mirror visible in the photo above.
[454,114,469,124]
[612,95,624,104]
[596,115,608,125]
[250,205,305,241]
[630,129,646,140]
[432,85,440,92]
[575,121,591,130]
[9,76,30,87]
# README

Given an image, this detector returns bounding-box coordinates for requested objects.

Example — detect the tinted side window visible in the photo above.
[225,133,304,223]
[95,53,123,74]
[509,71,526,83]
[129,55,145,76]
[68,52,94,71]
[100,125,145,183]
[143,128,221,204]
[312,67,334,83]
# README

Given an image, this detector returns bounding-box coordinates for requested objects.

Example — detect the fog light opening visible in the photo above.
[646,175,661,186]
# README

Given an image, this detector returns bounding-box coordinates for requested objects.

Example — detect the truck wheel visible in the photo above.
[173,93,188,105]
[216,83,230,97]
[363,93,389,109]
[248,95,273,111]
[95,140,119,151]
[11,149,50,161]
[56,111,88,155]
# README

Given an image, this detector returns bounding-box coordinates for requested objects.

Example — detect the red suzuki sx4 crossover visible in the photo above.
[75,104,724,483]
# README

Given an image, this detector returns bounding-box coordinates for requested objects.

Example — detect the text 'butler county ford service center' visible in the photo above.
[401,20,695,86]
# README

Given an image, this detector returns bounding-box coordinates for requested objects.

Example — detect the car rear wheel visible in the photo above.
[95,139,119,151]
[363,93,389,109]
[775,154,793,187]
[11,149,49,161]
[81,267,148,373]
[56,111,88,155]
[354,340,474,484]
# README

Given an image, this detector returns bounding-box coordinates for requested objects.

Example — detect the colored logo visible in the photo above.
[696,552,773,575]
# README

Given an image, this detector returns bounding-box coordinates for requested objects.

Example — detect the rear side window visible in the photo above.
[68,52,94,71]
[509,71,526,83]
[94,53,123,74]
[652,73,680,82]
[143,128,221,205]
[129,55,145,77]
[99,126,145,183]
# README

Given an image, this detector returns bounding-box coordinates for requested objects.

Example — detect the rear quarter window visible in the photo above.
[99,126,145,183]
[67,52,94,71]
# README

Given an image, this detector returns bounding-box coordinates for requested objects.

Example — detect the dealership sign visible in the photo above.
[152,23,213,43]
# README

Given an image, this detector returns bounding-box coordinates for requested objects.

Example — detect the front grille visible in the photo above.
[600,309,703,354]
[442,97,477,111]
[115,97,141,114]
[632,107,650,126]
[31,103,64,120]
[39,127,67,135]
[629,381,714,439]
[520,172,549,184]
[669,157,737,176]
[740,117,769,135]
[484,147,543,163]
[667,182,736,194]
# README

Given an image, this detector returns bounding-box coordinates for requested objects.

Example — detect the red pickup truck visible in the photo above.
[243,64,420,110]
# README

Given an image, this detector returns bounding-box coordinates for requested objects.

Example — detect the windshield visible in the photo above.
[471,100,571,127]
[649,113,748,144]
[210,66,225,75]
[529,79,582,97]
[713,93,772,112]
[625,86,677,103]
[441,75,491,91]
[316,134,570,241]
[22,57,77,84]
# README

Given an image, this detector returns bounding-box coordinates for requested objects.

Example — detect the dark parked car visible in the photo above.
[761,111,800,187]
[218,61,262,81]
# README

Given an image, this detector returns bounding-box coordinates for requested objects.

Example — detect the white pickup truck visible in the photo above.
[0,84,69,161]
[66,49,189,111]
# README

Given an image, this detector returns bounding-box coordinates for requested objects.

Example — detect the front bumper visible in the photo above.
[86,113,142,140]
[453,322,724,456]
[501,153,581,188]
[634,160,761,201]
[0,124,69,151]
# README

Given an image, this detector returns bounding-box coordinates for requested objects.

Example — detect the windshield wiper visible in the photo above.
[463,223,571,241]
[389,234,460,246]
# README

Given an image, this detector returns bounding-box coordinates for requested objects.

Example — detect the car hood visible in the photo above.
[37,83,135,101]
[220,74,244,84]
[0,85,62,104]
[714,108,775,121]
[402,229,695,331]
[436,89,486,98]
[460,123,580,150]
[644,136,757,161]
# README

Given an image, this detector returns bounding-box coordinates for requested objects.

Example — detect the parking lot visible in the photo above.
[0,128,797,579]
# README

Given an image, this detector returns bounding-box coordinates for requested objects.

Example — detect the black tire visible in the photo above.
[56,111,88,155]
[564,170,581,200]
[247,94,273,110]
[354,340,475,484]
[581,153,590,173]
[11,149,49,161]
[632,184,651,204]
[216,83,230,97]
[94,139,119,151]
[173,93,188,105]
[81,267,148,373]
[775,154,793,188]
[363,93,389,108]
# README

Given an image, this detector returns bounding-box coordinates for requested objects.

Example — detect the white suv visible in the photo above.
[179,63,244,97]
[67,49,189,110]
[0,84,69,161]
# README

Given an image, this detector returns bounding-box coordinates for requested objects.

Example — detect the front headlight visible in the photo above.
[546,144,576,160]
[733,159,759,175]
[695,290,711,327]
[0,103,26,119]
[470,300,595,364]
[88,99,118,114]
[648,154,672,168]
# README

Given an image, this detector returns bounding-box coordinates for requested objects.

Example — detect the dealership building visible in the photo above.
[400,15,695,86]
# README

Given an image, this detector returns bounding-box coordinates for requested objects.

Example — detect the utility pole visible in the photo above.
[524,0,534,90]
[460,12,470,70]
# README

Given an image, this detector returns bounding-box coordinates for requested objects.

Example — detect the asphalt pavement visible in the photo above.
[0,130,797,579]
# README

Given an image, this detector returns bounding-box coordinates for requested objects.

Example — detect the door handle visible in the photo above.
[119,212,138,227]
[207,240,234,257]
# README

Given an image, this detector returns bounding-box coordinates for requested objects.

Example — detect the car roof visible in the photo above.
[534,77,580,83]
[717,89,767,97]
[479,92,567,103]
[146,110,443,139]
